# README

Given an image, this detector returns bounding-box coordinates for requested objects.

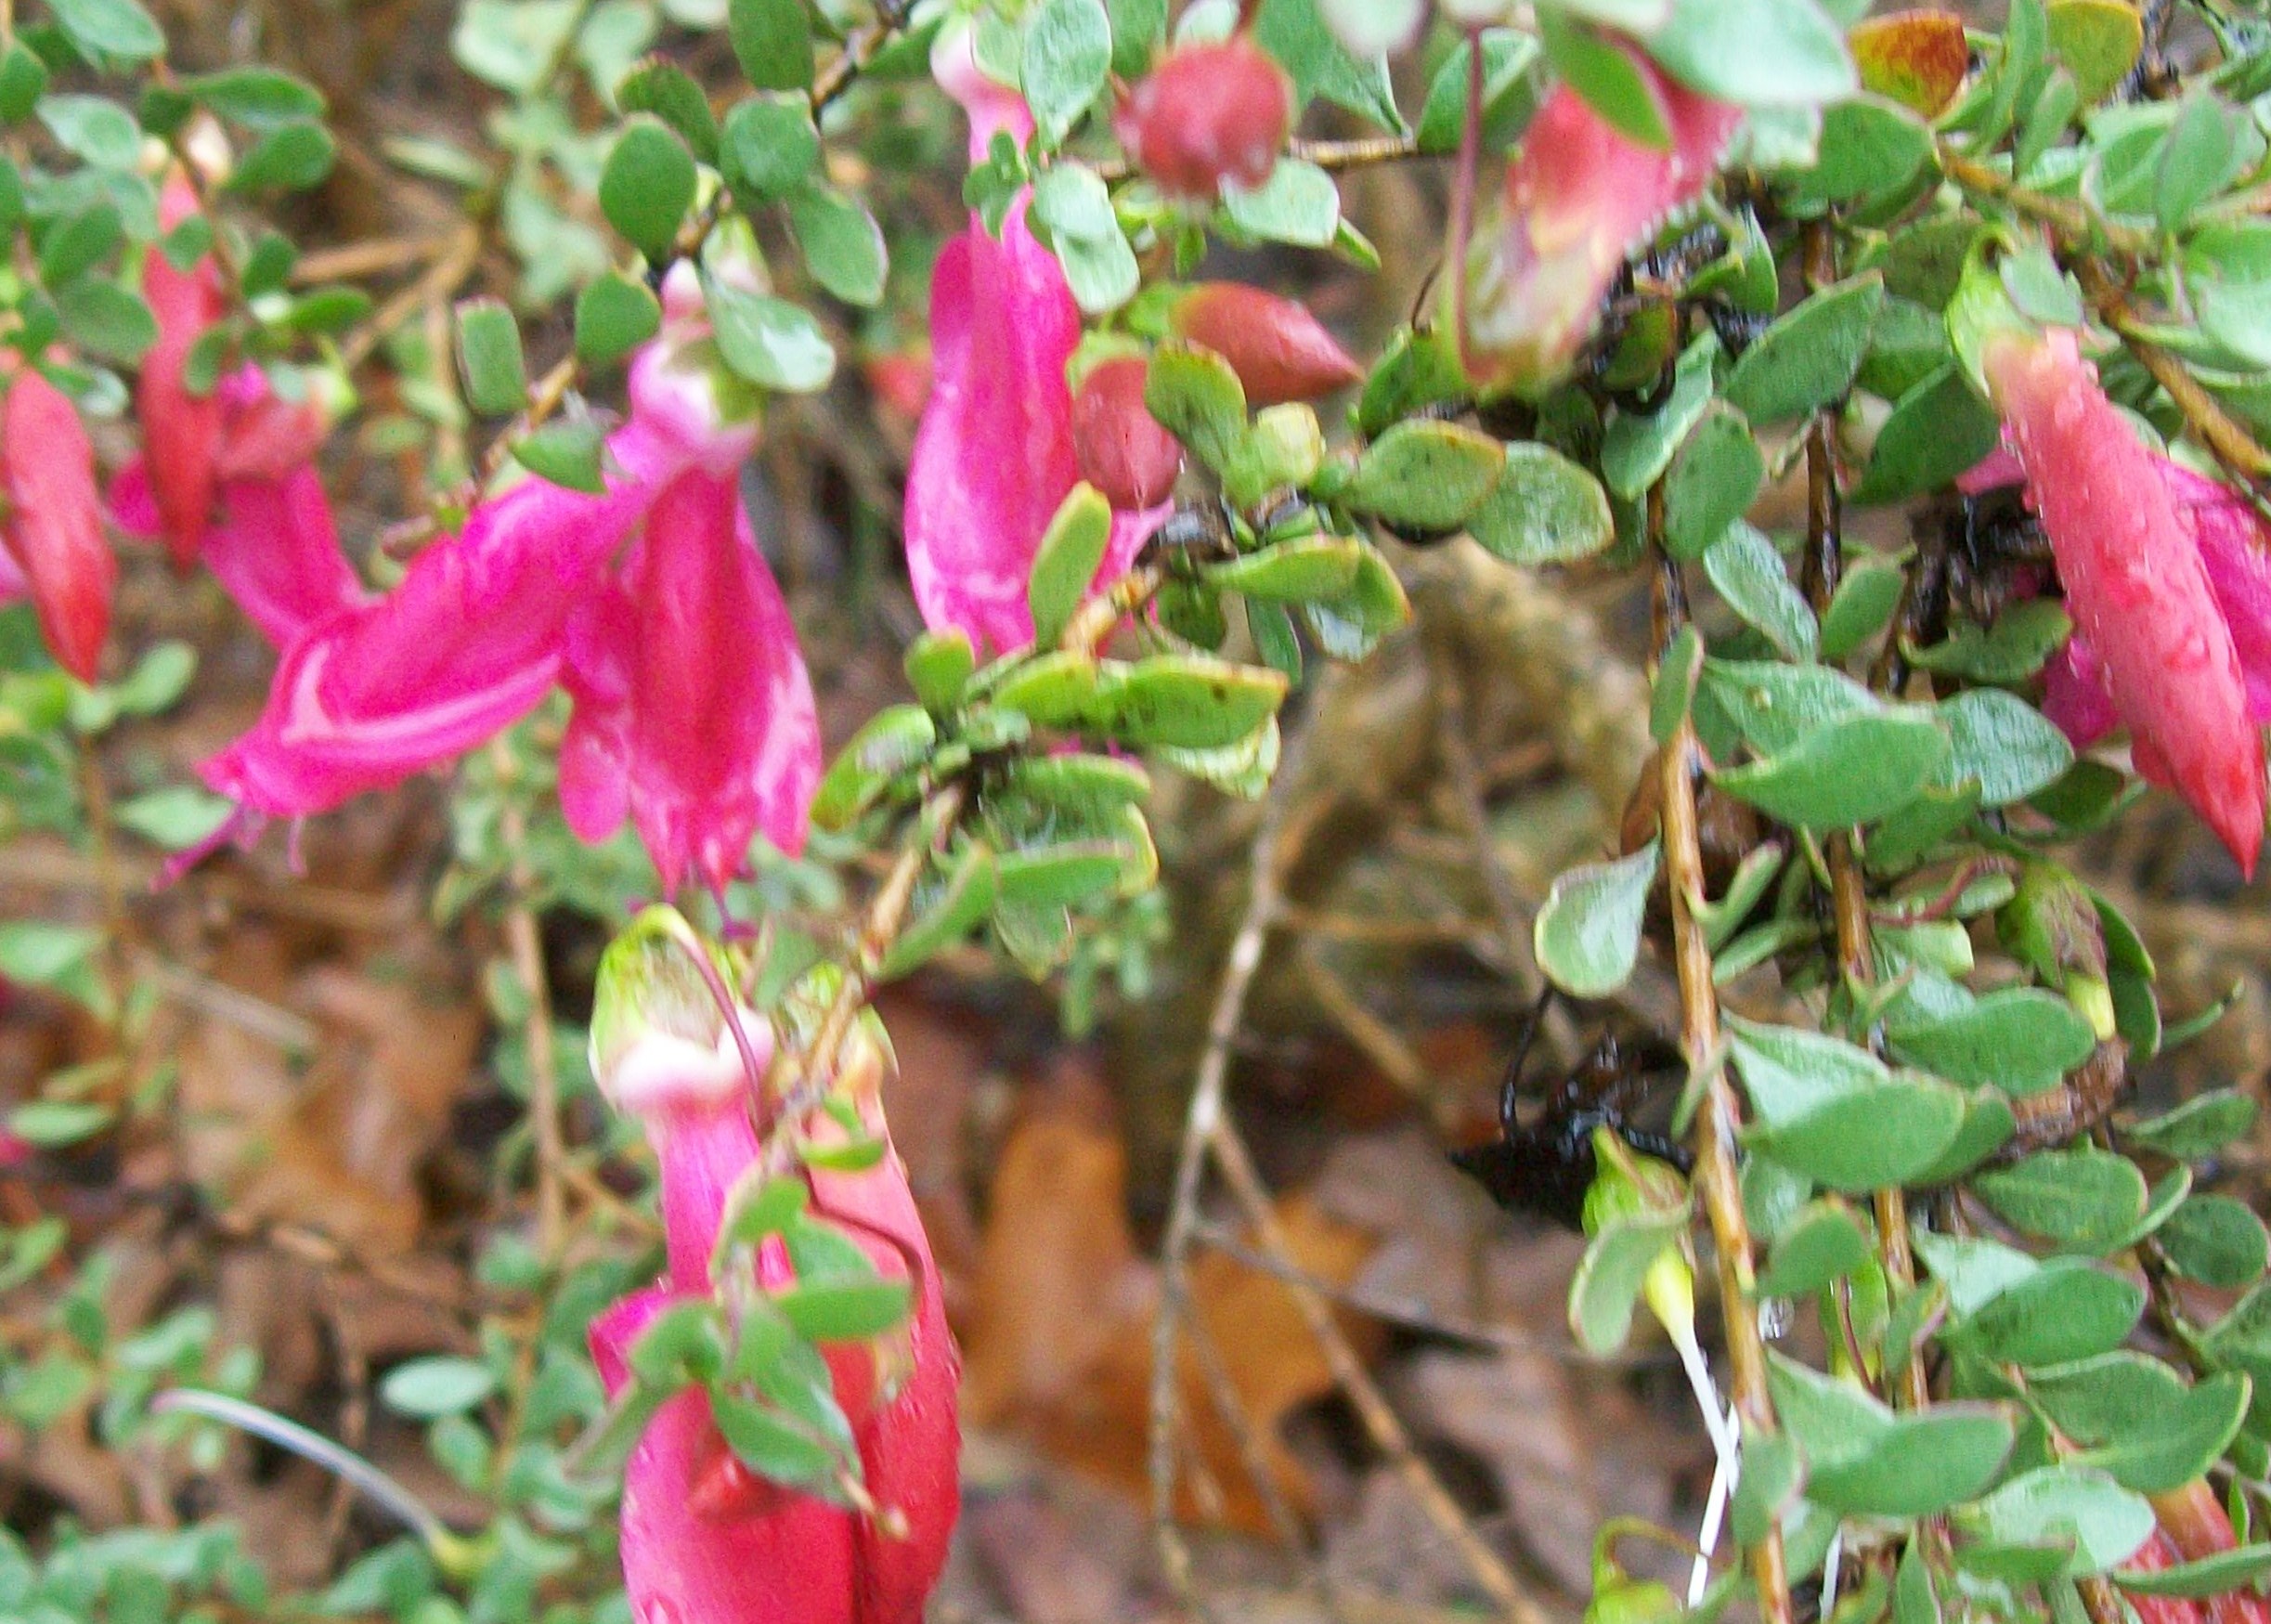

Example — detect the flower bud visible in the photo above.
[1071,356,1183,509]
[1167,283,1362,406]
[2,369,113,682]
[1113,36,1291,201]
[589,906,763,1121]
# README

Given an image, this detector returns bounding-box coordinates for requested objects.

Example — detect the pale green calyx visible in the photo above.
[589,906,768,1118]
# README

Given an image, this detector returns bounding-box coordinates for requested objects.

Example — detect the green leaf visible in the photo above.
[1029,162,1138,314]
[1145,341,1247,474]
[1663,404,1766,560]
[1464,441,1614,565]
[2155,86,2237,232]
[905,631,977,714]
[37,201,121,288]
[1973,1149,2148,1253]
[1602,333,1718,498]
[1886,987,2099,1096]
[811,704,934,830]
[1956,1466,2154,1578]
[1704,522,1817,661]
[773,1278,912,1344]
[1786,96,1934,206]
[1724,273,1886,425]
[1819,557,1906,661]
[454,298,528,417]
[1649,0,1857,107]
[1416,29,1541,155]
[511,419,607,493]
[57,279,154,364]
[1701,656,1882,755]
[2115,1545,2271,1599]
[1945,1256,2147,1367]
[1534,842,1658,999]
[38,94,139,169]
[2047,0,2143,105]
[617,58,720,162]
[1541,8,1668,147]
[227,119,336,191]
[1652,625,1706,747]
[1732,1425,1806,1547]
[1713,710,1951,830]
[0,44,47,123]
[1810,1407,2018,1517]
[2128,1090,2258,1160]
[1569,1208,1684,1354]
[1906,1089,2017,1186]
[1029,483,1114,646]
[707,279,836,392]
[879,843,999,980]
[1219,158,1341,249]
[709,1393,838,1489]
[1206,535,1363,600]
[574,272,663,368]
[1022,0,1112,146]
[787,187,888,307]
[1907,599,2074,682]
[381,1356,496,1419]
[2028,1352,2251,1493]
[1851,364,2003,504]
[600,118,696,263]
[1252,0,1404,132]
[1346,420,1504,533]
[185,65,326,128]
[114,786,233,851]
[1728,1016,1966,1191]
[45,0,164,61]
[1302,547,1408,661]
[1102,655,1287,749]
[7,1099,111,1147]
[1756,1197,1873,1297]
[993,842,1127,907]
[2161,1195,2270,1290]
[728,0,814,91]
[722,92,820,201]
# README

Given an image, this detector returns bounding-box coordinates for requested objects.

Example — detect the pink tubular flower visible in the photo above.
[137,175,226,570]
[587,942,958,1624]
[1460,44,1741,393]
[198,281,821,891]
[1979,326,2267,875]
[905,25,1165,654]
[2,368,114,682]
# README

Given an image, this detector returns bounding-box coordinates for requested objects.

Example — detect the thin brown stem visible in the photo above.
[1652,496,1792,1624]
[1938,147,2152,255]
[2078,257,2271,486]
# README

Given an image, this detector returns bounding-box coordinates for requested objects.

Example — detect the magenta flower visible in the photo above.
[1978,327,2267,875]
[586,945,958,1624]
[1460,42,1742,392]
[905,24,1164,654]
[198,281,821,892]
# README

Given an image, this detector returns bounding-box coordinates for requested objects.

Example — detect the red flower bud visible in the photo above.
[1071,357,1183,509]
[2,370,113,682]
[1168,283,1361,406]
[138,175,226,570]
[2122,1527,2209,1624]
[2148,1481,2271,1624]
[1113,36,1291,201]
[1983,327,2266,877]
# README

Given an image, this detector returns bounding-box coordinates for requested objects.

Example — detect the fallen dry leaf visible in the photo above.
[961,1071,1378,1533]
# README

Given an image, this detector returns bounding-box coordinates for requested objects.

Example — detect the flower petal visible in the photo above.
[201,468,369,648]
[904,203,1084,654]
[136,177,227,569]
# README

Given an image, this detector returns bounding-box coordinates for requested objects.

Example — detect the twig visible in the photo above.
[1651,494,1793,1624]
[2078,256,2271,486]
[1296,942,1428,1097]
[491,740,566,1257]
[1937,147,2152,255]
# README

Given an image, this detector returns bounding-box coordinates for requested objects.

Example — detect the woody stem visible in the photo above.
[1650,490,1792,1624]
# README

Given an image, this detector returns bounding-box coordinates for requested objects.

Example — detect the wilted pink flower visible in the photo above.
[3,368,114,682]
[137,175,227,570]
[199,285,821,891]
[588,964,957,1624]
[1460,45,1741,392]
[909,31,1164,653]
[1113,35,1291,201]
[1980,327,2266,875]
